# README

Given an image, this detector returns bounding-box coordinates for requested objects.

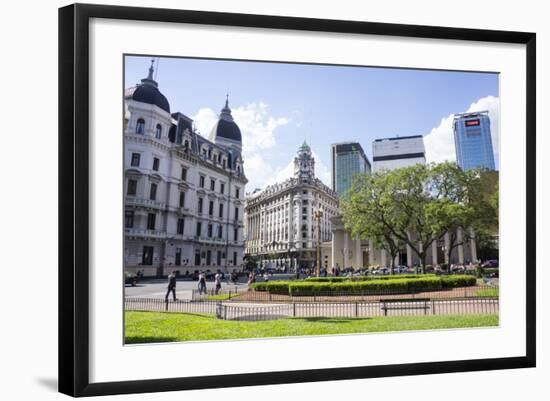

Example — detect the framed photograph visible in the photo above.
[58,3,536,397]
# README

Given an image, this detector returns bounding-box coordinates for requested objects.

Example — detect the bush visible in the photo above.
[305,274,435,283]
[289,277,442,296]
[250,281,291,293]
[440,275,476,288]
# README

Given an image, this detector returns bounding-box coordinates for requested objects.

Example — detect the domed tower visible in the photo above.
[209,95,242,152]
[294,141,315,183]
[125,59,170,114]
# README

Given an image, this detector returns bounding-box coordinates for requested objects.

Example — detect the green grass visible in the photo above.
[125,311,499,344]
[475,287,499,297]
[205,292,241,301]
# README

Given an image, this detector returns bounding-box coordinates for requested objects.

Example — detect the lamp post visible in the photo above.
[314,208,323,277]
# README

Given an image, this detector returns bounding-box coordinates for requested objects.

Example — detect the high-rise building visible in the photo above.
[453,111,496,171]
[331,142,371,197]
[123,61,247,277]
[372,135,426,172]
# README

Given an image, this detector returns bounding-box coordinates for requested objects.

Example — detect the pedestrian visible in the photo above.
[199,271,207,294]
[247,272,256,290]
[165,271,177,302]
[215,272,222,294]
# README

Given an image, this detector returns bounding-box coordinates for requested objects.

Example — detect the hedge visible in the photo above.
[305,274,436,283]
[289,277,442,295]
[440,275,477,288]
[251,274,476,294]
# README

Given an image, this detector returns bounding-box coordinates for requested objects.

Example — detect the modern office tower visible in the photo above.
[331,142,371,197]
[372,135,426,172]
[123,61,247,277]
[453,111,496,171]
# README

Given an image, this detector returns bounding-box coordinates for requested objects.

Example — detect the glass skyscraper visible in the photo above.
[453,111,496,171]
[331,142,371,198]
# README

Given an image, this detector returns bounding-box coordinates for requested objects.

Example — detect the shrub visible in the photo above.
[440,275,476,288]
[289,277,442,296]
[250,281,291,293]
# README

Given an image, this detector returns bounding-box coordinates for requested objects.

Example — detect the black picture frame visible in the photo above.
[59,3,536,397]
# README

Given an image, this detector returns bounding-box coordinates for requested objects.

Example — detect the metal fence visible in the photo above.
[192,285,499,303]
[125,297,499,321]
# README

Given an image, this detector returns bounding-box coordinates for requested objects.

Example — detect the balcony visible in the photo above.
[125,228,166,239]
[125,197,166,210]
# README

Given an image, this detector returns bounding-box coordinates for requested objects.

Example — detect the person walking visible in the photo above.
[165,271,177,302]
[215,272,222,295]
[198,271,207,295]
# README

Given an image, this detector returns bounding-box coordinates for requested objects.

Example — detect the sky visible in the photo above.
[125,55,500,192]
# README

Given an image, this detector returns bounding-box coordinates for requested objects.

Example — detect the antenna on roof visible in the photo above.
[154,58,160,81]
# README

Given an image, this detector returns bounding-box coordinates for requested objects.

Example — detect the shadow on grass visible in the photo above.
[125,336,179,344]
[299,317,373,324]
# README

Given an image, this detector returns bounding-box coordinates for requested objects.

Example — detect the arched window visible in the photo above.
[155,124,162,139]
[136,118,145,134]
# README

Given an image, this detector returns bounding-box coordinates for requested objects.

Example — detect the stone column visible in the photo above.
[331,231,336,269]
[406,245,412,268]
[355,236,362,268]
[368,239,374,266]
[381,249,387,267]
[344,231,349,268]
[470,227,477,263]
[297,199,302,248]
[288,195,293,245]
[432,240,438,265]
[457,228,464,264]
[444,231,451,263]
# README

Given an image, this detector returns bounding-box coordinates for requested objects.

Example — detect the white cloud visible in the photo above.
[192,102,289,156]
[424,96,500,168]
[262,150,332,189]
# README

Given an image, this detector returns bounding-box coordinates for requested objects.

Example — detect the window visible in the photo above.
[235,187,240,198]
[177,218,185,235]
[147,213,156,230]
[199,176,205,188]
[127,179,137,196]
[198,198,203,214]
[179,192,185,208]
[220,182,225,194]
[210,179,215,191]
[206,250,212,265]
[208,201,214,216]
[219,204,224,218]
[149,183,157,200]
[207,224,213,238]
[152,157,160,171]
[217,251,222,266]
[234,228,238,241]
[234,207,239,221]
[131,153,140,167]
[175,248,182,266]
[125,211,134,228]
[218,225,223,238]
[136,118,145,134]
[155,124,162,139]
[181,167,187,181]
[222,159,226,169]
[142,246,153,265]
[196,222,202,237]
[233,252,237,266]
[194,249,201,266]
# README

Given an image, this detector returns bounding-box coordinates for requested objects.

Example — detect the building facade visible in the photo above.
[123,61,247,277]
[372,135,426,172]
[331,142,371,197]
[453,111,496,171]
[245,142,340,270]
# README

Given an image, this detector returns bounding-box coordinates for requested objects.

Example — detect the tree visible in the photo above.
[341,172,408,274]
[342,162,497,273]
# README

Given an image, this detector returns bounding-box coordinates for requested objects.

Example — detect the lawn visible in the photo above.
[475,287,499,297]
[125,311,499,344]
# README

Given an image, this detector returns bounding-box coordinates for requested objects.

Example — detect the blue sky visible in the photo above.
[125,55,499,191]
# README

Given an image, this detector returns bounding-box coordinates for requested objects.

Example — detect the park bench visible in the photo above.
[380,298,431,316]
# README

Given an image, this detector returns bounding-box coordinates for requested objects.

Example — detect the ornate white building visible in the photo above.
[244,142,339,270]
[123,61,247,277]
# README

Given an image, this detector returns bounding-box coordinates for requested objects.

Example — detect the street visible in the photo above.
[124,278,248,300]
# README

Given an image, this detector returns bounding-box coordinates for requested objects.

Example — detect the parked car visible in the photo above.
[124,272,138,286]
[482,259,499,268]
